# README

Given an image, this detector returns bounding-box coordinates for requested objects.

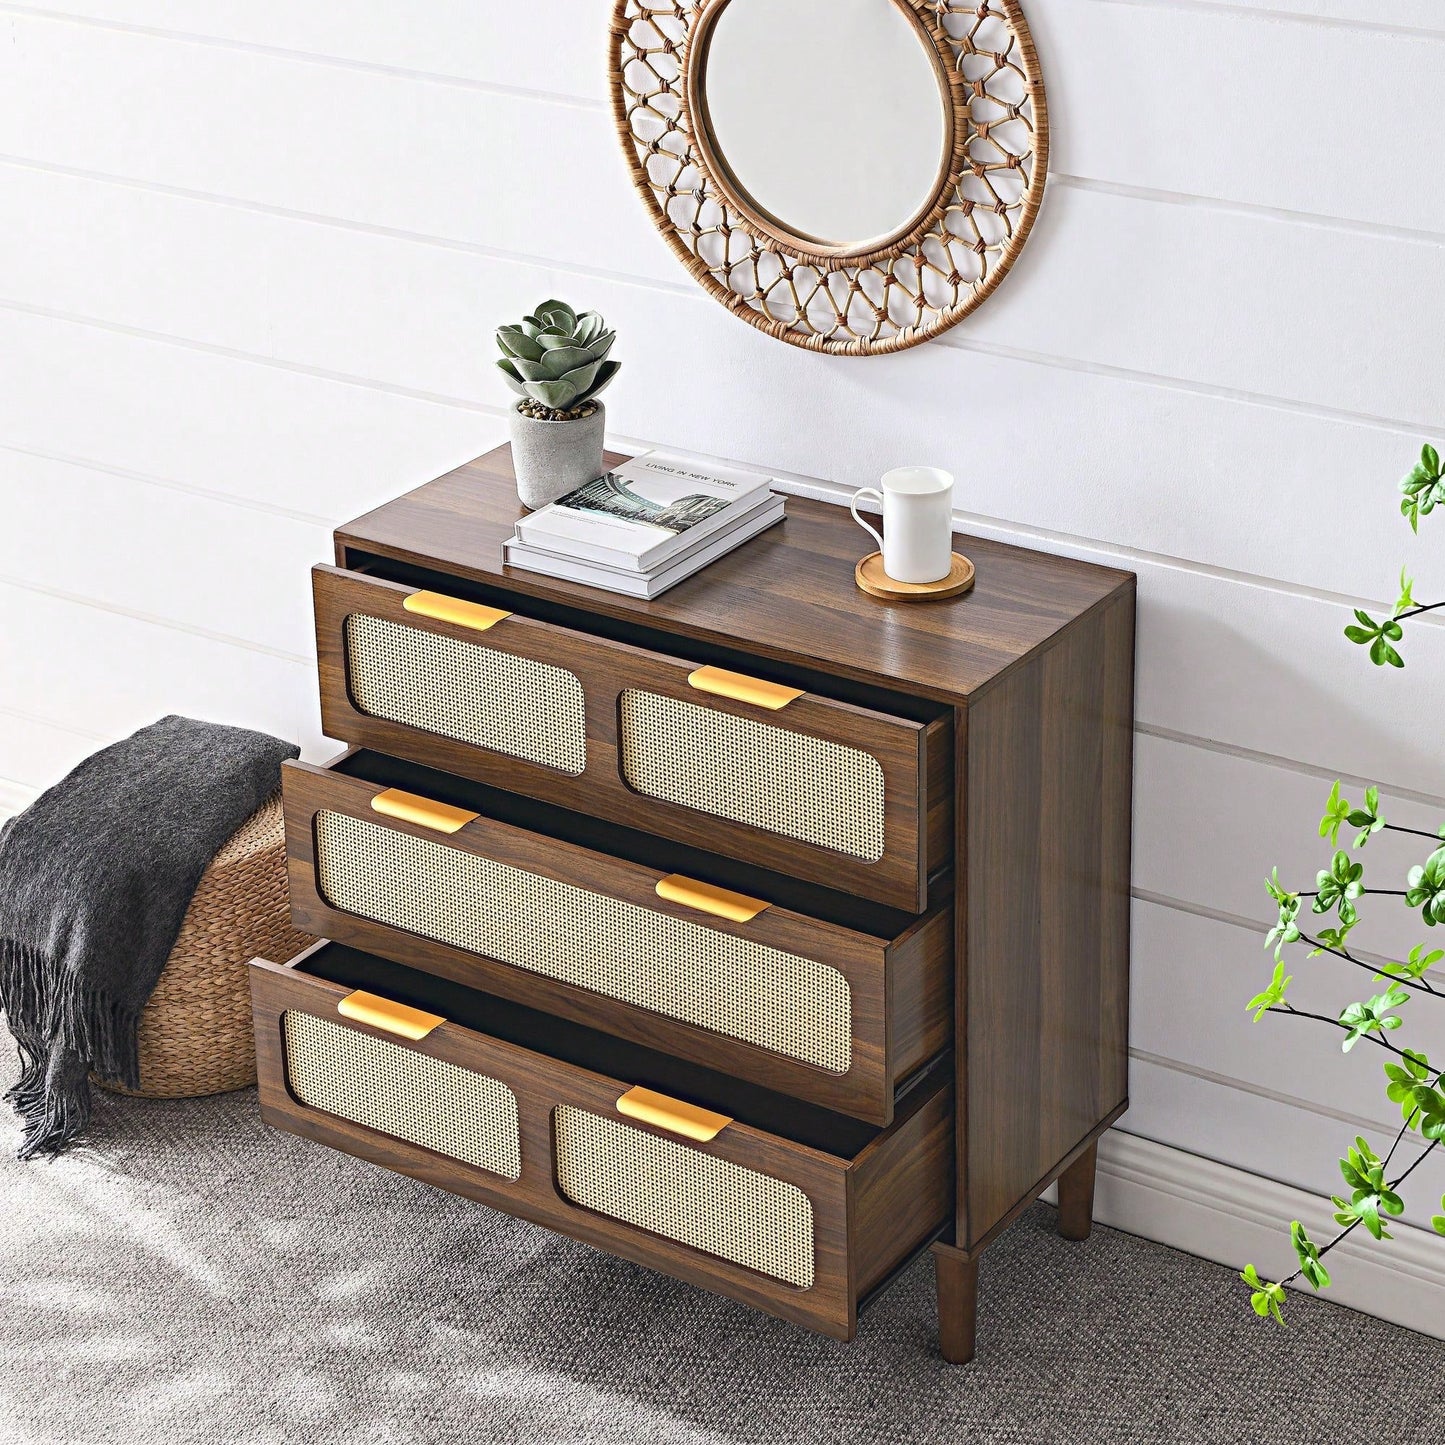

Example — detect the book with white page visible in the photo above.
[515,452,777,571]
[504,497,785,599]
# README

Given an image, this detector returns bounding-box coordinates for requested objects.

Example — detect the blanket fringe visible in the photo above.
[2,939,143,1158]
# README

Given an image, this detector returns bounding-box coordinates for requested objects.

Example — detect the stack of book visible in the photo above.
[503,452,785,598]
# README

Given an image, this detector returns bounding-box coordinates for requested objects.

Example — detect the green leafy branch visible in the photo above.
[1244,449,1445,1327]
[1346,444,1445,667]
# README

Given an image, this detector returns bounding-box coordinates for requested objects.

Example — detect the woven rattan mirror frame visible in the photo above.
[610,0,1049,356]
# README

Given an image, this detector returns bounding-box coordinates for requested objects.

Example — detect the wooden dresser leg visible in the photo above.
[931,1242,979,1364]
[1057,1141,1099,1242]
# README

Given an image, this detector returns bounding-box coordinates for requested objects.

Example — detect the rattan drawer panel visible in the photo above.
[619,690,886,861]
[251,940,954,1341]
[345,612,586,774]
[282,754,954,1126]
[284,1010,521,1179]
[313,564,952,910]
[314,809,852,1074]
[554,1105,814,1286]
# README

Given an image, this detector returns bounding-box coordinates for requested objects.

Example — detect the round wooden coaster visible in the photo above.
[855,551,975,601]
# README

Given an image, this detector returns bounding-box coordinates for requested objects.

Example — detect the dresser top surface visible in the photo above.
[336,445,1134,704]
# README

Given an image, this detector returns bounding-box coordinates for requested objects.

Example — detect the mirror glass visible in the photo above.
[700,0,949,250]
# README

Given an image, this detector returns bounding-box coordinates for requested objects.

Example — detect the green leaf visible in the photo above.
[1338,986,1408,1051]
[1263,871,1302,961]
[495,358,530,397]
[1371,636,1405,668]
[1384,1050,1433,1124]
[533,298,577,327]
[1291,1221,1331,1291]
[1394,567,1417,618]
[1310,920,1357,957]
[1406,845,1445,926]
[496,326,545,362]
[577,357,620,404]
[1313,850,1365,926]
[1319,781,1351,846]
[537,345,594,376]
[552,358,603,397]
[1344,608,1408,667]
[510,357,556,383]
[573,311,605,346]
[525,379,581,410]
[1240,1266,1287,1326]
[1376,946,1443,983]
[582,329,617,362]
[1432,1196,1445,1235]
[1399,445,1445,534]
[1334,1139,1397,1239]
[1246,960,1293,1021]
[1411,1084,1445,1141]
[1345,785,1385,849]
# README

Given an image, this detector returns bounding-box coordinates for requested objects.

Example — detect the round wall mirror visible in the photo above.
[693,0,952,253]
[611,0,1048,356]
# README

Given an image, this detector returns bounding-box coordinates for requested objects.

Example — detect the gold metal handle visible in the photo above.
[687,665,802,711]
[370,787,478,835]
[655,874,769,923]
[403,590,511,633]
[338,990,445,1041]
[616,1085,731,1143]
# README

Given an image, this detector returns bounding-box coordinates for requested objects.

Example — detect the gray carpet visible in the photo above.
[2,1062,1442,1445]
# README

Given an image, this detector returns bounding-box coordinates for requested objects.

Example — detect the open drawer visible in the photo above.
[313,563,952,911]
[283,751,952,1126]
[252,940,953,1341]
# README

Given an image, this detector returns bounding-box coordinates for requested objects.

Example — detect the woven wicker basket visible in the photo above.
[100,794,312,1099]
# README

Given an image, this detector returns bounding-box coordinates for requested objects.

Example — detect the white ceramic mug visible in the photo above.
[849,467,954,584]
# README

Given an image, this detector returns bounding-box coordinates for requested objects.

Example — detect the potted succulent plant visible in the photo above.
[496,299,620,510]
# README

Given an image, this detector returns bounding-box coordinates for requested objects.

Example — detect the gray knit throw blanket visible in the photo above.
[0,716,298,1158]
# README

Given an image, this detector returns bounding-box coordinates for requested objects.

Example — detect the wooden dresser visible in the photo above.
[249,443,1135,1362]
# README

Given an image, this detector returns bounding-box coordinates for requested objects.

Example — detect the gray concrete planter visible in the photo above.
[508,402,606,510]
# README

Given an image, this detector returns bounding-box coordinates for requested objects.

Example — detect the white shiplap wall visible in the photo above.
[3,1,1444,1316]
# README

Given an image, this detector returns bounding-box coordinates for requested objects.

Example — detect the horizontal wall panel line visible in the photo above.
[2,156,1440,437]
[0,442,336,527]
[0,3,606,109]
[0,702,108,744]
[753,451,1441,621]
[1054,173,1445,247]
[0,295,1419,629]
[0,298,509,418]
[0,151,713,297]
[1130,886,1445,984]
[0,778,40,818]
[1092,0,1445,41]
[12,1,1444,113]
[948,334,1445,438]
[1137,722,1445,809]
[10,303,1433,670]
[0,574,313,666]
[1127,1045,1432,1155]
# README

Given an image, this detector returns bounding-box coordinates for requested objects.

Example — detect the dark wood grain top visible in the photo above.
[335,444,1134,705]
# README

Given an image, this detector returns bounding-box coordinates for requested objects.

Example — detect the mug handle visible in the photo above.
[849,487,885,553]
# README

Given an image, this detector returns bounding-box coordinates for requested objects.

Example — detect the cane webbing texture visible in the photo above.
[315,811,853,1074]
[283,1011,521,1180]
[618,691,886,862]
[344,612,586,774]
[554,1106,815,1288]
